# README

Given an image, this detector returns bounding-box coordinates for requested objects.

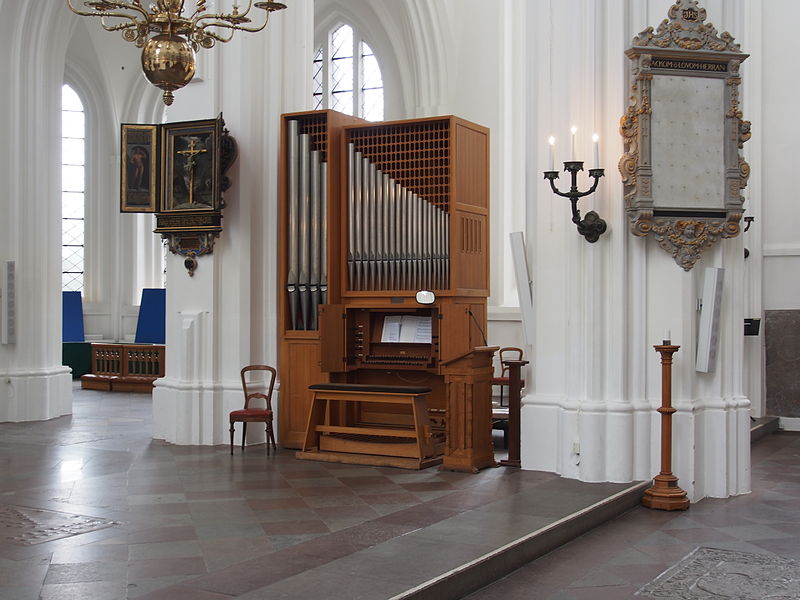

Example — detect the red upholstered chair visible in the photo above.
[492,347,525,407]
[230,365,277,455]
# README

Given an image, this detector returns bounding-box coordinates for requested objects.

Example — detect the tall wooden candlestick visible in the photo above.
[642,342,690,511]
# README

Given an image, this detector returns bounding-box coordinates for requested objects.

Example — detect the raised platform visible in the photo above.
[751,416,780,443]
[221,474,648,600]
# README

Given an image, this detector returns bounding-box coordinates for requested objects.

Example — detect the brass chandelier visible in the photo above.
[66,0,287,105]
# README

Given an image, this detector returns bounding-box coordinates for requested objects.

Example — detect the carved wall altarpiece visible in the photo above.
[619,0,750,271]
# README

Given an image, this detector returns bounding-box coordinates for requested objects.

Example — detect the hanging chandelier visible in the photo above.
[66,0,287,105]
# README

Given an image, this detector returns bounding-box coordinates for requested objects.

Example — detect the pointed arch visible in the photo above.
[313,0,452,119]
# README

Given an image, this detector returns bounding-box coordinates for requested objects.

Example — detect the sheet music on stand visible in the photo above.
[381,315,432,344]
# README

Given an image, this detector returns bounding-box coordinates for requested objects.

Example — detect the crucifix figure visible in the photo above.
[177,138,208,205]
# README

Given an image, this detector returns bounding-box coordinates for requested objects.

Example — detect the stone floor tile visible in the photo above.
[43,560,126,584]
[128,539,204,561]
[128,556,208,579]
[38,580,127,600]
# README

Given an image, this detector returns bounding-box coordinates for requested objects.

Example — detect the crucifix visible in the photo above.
[177,138,208,205]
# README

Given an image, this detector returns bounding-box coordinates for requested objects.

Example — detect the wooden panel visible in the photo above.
[440,347,497,472]
[454,213,488,291]
[319,304,346,372]
[453,120,489,210]
[346,116,451,211]
[438,301,472,364]
[279,338,327,448]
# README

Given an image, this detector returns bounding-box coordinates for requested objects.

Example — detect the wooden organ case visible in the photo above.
[278,111,495,472]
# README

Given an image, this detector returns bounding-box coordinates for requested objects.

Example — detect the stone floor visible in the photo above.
[0,384,797,599]
[465,428,800,599]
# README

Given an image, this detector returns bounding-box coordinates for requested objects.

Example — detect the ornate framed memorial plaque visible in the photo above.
[120,124,158,213]
[619,0,750,270]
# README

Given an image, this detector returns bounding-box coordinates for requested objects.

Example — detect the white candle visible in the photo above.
[592,133,600,169]
[570,126,577,161]
[663,329,671,344]
[548,136,556,171]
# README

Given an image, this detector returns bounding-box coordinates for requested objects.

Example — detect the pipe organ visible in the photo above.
[278,110,493,471]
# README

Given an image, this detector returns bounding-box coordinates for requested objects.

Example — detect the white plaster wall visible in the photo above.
[760,0,800,311]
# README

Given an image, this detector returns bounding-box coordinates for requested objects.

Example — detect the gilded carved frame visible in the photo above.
[619,0,750,271]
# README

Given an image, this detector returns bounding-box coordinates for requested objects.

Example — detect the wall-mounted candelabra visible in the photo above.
[543,130,607,243]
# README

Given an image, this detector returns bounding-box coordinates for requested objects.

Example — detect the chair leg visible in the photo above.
[265,422,270,456]
[267,422,276,454]
[242,422,247,452]
[229,422,235,455]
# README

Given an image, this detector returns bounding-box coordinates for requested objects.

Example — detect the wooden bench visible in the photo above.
[295,383,443,469]
[80,343,165,392]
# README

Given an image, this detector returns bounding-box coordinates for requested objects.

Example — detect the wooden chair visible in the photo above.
[229,365,277,455]
[492,347,525,407]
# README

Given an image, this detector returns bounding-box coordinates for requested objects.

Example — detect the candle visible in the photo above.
[663,329,671,344]
[570,126,577,161]
[548,136,555,171]
[592,133,600,169]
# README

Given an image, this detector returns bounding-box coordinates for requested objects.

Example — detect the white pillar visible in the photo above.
[0,4,76,422]
[520,0,751,501]
[152,1,313,445]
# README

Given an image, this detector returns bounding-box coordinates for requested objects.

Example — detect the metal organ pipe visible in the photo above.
[298,134,311,329]
[309,149,321,331]
[353,151,363,291]
[286,121,328,330]
[320,161,328,305]
[347,144,356,292]
[344,152,451,292]
[287,120,300,329]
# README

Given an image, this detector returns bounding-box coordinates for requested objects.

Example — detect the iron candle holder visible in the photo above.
[544,161,607,243]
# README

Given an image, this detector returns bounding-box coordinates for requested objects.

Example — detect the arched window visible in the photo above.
[313,23,384,121]
[61,84,85,292]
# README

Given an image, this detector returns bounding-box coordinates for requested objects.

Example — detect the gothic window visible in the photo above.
[313,23,384,121]
[61,84,85,292]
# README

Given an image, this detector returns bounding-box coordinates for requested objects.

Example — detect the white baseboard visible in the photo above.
[779,417,800,431]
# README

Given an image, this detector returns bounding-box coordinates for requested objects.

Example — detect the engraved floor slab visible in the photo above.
[637,547,800,599]
[0,504,116,545]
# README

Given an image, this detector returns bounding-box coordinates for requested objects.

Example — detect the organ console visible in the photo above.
[277,110,494,471]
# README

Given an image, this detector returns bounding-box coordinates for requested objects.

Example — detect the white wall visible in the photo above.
[760,0,800,310]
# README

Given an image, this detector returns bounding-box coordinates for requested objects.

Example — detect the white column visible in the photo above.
[152,1,313,445]
[520,0,751,501]
[0,4,76,422]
